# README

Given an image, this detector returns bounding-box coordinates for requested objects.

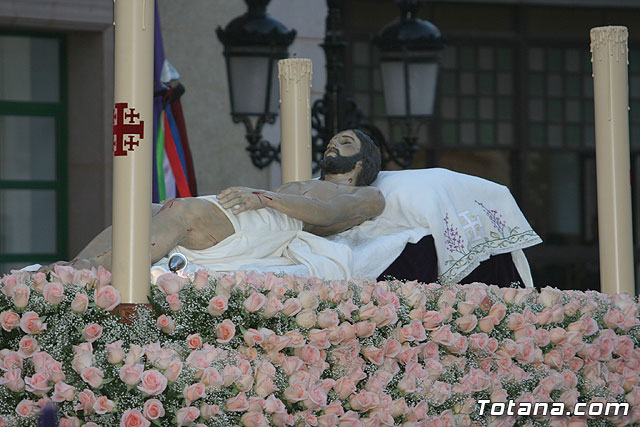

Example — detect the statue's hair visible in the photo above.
[351,129,381,186]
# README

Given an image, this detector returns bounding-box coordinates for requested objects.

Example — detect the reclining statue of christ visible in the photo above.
[63,129,384,271]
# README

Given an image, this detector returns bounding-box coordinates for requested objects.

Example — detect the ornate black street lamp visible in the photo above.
[312,0,443,169]
[216,0,296,168]
[372,0,443,167]
[218,0,442,170]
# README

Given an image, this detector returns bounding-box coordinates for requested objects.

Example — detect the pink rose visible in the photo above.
[143,399,165,420]
[25,370,51,395]
[43,282,64,305]
[199,403,220,420]
[604,309,626,330]
[244,292,267,312]
[120,409,150,427]
[296,308,317,328]
[0,368,25,392]
[176,406,200,426]
[71,350,93,375]
[240,412,268,427]
[156,314,176,334]
[616,335,635,359]
[19,311,46,334]
[193,269,210,290]
[94,285,121,311]
[186,333,203,350]
[73,268,97,287]
[455,314,477,333]
[156,272,188,295]
[53,264,74,284]
[166,294,182,312]
[70,293,89,313]
[201,367,223,388]
[12,284,30,308]
[125,344,144,365]
[165,360,183,383]
[362,347,385,365]
[184,382,206,406]
[59,417,81,427]
[0,310,20,332]
[18,335,39,357]
[51,381,76,402]
[96,266,112,287]
[284,382,308,403]
[431,325,455,346]
[15,399,36,417]
[448,333,469,354]
[355,321,376,338]
[32,272,48,292]
[282,298,303,316]
[478,316,498,334]
[423,310,444,329]
[81,366,104,389]
[261,296,284,319]
[317,309,339,328]
[299,290,319,309]
[207,295,228,316]
[423,341,440,359]
[137,369,168,396]
[74,388,96,413]
[349,390,380,412]
[105,340,125,364]
[119,363,144,386]
[82,323,103,343]
[226,392,250,411]
[93,395,115,414]
[216,319,236,344]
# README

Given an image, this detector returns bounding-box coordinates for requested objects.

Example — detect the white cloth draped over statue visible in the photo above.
[156,168,542,286]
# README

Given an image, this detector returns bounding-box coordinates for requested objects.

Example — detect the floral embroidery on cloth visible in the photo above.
[440,200,541,284]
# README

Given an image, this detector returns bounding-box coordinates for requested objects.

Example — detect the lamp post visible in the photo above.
[371,0,443,167]
[219,0,443,170]
[216,0,296,168]
[313,0,443,169]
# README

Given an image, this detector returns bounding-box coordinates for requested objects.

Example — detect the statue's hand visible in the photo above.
[218,187,273,214]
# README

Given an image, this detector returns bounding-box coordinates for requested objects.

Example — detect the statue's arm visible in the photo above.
[217,186,385,227]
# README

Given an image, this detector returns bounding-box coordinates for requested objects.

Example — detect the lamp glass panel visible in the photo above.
[380,60,406,116]
[229,56,269,115]
[408,62,438,116]
[267,60,279,115]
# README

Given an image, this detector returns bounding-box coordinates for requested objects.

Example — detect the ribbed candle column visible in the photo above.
[591,26,635,295]
[112,0,154,303]
[279,58,312,184]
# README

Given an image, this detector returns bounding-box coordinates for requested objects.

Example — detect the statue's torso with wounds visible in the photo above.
[58,129,385,271]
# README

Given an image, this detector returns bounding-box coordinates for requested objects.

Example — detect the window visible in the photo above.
[0,33,67,272]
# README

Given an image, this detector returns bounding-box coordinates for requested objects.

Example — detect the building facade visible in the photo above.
[1,0,640,292]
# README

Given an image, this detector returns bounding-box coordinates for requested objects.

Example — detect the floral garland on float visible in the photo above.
[0,266,640,426]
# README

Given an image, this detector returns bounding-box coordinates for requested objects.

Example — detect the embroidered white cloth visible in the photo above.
[328,169,542,284]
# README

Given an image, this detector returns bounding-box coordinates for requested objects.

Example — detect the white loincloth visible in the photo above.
[168,195,353,279]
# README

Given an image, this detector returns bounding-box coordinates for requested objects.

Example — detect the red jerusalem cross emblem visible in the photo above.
[112,102,144,156]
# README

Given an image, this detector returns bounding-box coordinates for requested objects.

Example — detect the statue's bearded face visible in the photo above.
[319,130,362,175]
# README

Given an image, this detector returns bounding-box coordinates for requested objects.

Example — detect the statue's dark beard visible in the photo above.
[319,152,361,176]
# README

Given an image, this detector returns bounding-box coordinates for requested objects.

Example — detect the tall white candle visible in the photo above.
[278,58,312,184]
[112,0,154,303]
[591,26,635,295]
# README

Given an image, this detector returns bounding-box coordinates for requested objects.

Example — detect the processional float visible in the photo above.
[110,0,636,304]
